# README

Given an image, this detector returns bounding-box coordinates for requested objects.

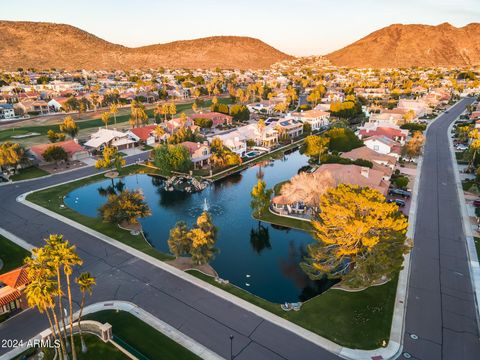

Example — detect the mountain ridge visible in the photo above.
[0,20,293,70]
[325,22,480,68]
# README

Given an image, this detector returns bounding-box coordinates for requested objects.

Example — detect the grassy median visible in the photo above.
[84,310,200,360]
[187,270,397,350]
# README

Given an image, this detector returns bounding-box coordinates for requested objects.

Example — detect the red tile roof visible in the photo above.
[0,288,21,307]
[30,140,86,158]
[190,112,232,126]
[0,266,29,288]
[129,125,156,141]
[359,126,407,140]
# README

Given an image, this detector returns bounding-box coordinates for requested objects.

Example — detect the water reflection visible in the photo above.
[250,222,271,254]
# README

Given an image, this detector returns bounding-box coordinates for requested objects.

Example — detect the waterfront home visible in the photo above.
[190,112,233,128]
[363,135,402,159]
[292,109,330,131]
[214,131,247,157]
[274,118,303,139]
[180,141,211,169]
[0,267,29,316]
[271,163,390,216]
[236,123,279,148]
[30,140,90,162]
[341,146,396,179]
[84,128,136,151]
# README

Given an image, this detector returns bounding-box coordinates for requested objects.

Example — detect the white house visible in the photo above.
[214,131,247,157]
[84,128,136,151]
[292,110,330,131]
[0,104,15,120]
[364,135,401,159]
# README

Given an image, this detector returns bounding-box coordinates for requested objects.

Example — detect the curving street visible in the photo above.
[0,98,479,359]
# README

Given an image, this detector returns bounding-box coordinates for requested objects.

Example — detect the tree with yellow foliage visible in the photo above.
[99,189,151,225]
[95,146,126,173]
[0,142,25,172]
[300,135,330,164]
[302,184,410,288]
[59,116,79,139]
[401,131,425,160]
[189,211,218,265]
[250,179,273,218]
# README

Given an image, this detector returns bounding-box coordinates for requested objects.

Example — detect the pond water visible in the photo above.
[65,150,336,303]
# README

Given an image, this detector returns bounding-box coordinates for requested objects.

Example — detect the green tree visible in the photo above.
[42,145,68,164]
[99,189,151,225]
[152,144,193,172]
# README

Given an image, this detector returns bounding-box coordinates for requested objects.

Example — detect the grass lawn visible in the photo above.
[0,235,30,274]
[26,165,173,262]
[254,207,313,232]
[13,334,128,360]
[10,166,50,181]
[187,270,397,350]
[84,310,200,360]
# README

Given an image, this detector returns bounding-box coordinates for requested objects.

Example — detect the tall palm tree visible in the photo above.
[60,241,83,360]
[45,235,70,354]
[75,272,96,353]
[101,112,111,129]
[109,103,119,125]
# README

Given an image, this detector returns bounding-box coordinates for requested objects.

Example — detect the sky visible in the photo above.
[2,0,480,56]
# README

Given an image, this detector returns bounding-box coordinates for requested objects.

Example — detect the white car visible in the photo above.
[456,144,468,151]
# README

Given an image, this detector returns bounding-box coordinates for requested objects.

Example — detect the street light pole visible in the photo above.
[229,335,234,360]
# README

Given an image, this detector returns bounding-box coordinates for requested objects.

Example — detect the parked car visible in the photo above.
[456,144,468,151]
[473,199,480,207]
[388,188,411,198]
[387,199,406,207]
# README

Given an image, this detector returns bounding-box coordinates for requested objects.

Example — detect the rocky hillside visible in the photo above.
[0,21,292,70]
[326,23,480,68]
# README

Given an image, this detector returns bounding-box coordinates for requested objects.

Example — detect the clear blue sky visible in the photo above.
[2,0,479,55]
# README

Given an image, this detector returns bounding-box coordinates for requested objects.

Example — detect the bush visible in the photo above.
[392,175,409,189]
[400,123,427,133]
[320,154,373,168]
[193,118,213,128]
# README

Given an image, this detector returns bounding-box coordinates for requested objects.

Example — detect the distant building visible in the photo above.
[190,112,233,128]
[0,104,15,120]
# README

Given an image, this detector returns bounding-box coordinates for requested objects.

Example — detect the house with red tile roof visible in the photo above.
[358,126,408,145]
[0,267,29,316]
[127,125,158,145]
[363,135,402,159]
[180,141,211,169]
[30,140,89,162]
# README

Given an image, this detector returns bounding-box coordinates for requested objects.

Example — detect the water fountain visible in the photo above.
[203,198,210,212]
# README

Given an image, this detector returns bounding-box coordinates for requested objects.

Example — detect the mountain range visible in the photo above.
[1,20,480,70]
[326,22,480,68]
[0,21,292,70]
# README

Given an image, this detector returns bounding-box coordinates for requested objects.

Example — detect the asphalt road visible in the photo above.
[0,156,337,359]
[403,97,480,360]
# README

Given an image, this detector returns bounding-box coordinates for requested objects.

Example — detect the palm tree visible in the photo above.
[153,125,165,143]
[101,112,111,129]
[109,103,119,125]
[44,235,70,354]
[75,272,96,353]
[59,241,83,360]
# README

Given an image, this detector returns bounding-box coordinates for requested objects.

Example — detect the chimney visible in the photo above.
[361,167,369,178]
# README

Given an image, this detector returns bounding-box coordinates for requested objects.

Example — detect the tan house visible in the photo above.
[180,141,211,169]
